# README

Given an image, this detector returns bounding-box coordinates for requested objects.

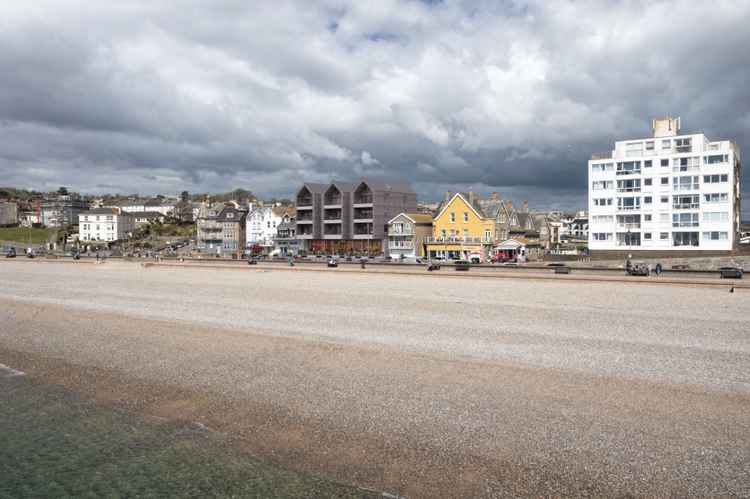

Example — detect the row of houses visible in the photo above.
[192,179,589,261]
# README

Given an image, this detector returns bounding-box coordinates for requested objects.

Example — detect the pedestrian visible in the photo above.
[626,254,632,273]
[655,262,663,277]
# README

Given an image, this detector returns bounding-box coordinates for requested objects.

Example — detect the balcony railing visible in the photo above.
[617,205,641,211]
[324,196,341,205]
[389,241,414,249]
[424,236,485,244]
[354,195,373,204]
[297,197,312,206]
[616,169,641,176]
[388,230,414,236]
[617,223,641,230]
[617,187,641,193]
[673,184,699,192]
[672,203,700,210]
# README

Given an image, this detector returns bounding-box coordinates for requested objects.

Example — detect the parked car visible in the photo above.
[719,267,743,279]
[454,260,471,271]
[4,247,16,258]
[627,263,650,276]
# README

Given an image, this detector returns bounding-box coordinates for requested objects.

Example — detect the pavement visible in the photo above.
[1,260,749,498]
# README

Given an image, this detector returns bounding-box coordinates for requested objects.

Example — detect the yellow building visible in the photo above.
[425,192,495,261]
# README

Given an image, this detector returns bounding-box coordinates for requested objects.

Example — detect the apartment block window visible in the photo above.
[675,137,692,152]
[644,214,652,222]
[703,212,729,223]
[450,212,456,223]
[484,230,491,242]
[673,156,700,172]
[644,178,652,186]
[592,215,614,224]
[644,196,653,204]
[673,175,699,191]
[592,163,614,172]
[625,142,643,157]
[617,179,641,192]
[660,159,669,167]
[673,231,699,247]
[672,194,699,209]
[644,160,653,168]
[660,232,669,240]
[617,197,641,210]
[594,198,613,206]
[616,161,641,175]
[704,154,729,164]
[593,233,612,241]
[703,174,728,183]
[673,213,699,228]
[644,232,652,240]
[660,196,669,203]
[702,231,728,241]
[592,180,613,190]
[463,212,469,222]
[661,139,671,150]
[660,177,669,185]
[704,193,729,203]
[645,141,655,153]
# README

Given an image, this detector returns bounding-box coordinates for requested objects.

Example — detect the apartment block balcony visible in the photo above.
[616,205,641,211]
[353,208,373,221]
[591,151,613,160]
[617,223,641,230]
[388,229,414,236]
[353,195,373,206]
[296,196,313,207]
[615,169,641,176]
[324,209,342,222]
[323,195,342,207]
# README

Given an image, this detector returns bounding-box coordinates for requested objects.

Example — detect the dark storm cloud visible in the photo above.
[1,0,749,216]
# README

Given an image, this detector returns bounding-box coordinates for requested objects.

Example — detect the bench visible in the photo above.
[454,261,470,271]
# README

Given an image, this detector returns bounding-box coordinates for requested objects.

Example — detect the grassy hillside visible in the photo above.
[0,227,58,245]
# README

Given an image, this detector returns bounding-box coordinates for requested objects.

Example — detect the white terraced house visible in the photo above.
[588,117,741,255]
[79,208,135,242]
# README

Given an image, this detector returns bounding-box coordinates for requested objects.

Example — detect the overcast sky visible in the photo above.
[1,0,749,214]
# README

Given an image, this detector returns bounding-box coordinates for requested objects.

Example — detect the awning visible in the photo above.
[494,239,525,250]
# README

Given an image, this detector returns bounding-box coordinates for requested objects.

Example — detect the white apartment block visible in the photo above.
[588,117,741,254]
[78,209,135,242]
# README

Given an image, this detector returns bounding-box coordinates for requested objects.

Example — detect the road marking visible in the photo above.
[0,363,26,377]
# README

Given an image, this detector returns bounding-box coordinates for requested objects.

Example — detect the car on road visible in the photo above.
[4,247,16,258]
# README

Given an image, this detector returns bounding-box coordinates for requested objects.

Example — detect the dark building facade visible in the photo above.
[295,179,417,255]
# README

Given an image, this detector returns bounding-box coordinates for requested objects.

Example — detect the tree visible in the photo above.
[57,186,69,196]
[181,190,189,203]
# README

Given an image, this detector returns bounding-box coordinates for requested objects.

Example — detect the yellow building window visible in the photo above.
[450,212,455,223]
[463,212,468,222]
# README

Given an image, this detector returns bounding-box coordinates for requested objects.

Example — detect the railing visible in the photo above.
[617,223,641,230]
[354,195,373,204]
[424,236,484,244]
[324,196,341,205]
[617,187,641,193]
[388,230,414,236]
[672,203,700,210]
[354,210,373,219]
[672,166,699,173]
[617,205,641,211]
[616,169,641,176]
[389,241,414,249]
[676,145,692,153]
[673,222,699,228]
[673,184,699,192]
[297,198,312,206]
[324,213,342,220]
[591,152,613,160]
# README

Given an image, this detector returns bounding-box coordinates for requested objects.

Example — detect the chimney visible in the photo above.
[491,192,498,201]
